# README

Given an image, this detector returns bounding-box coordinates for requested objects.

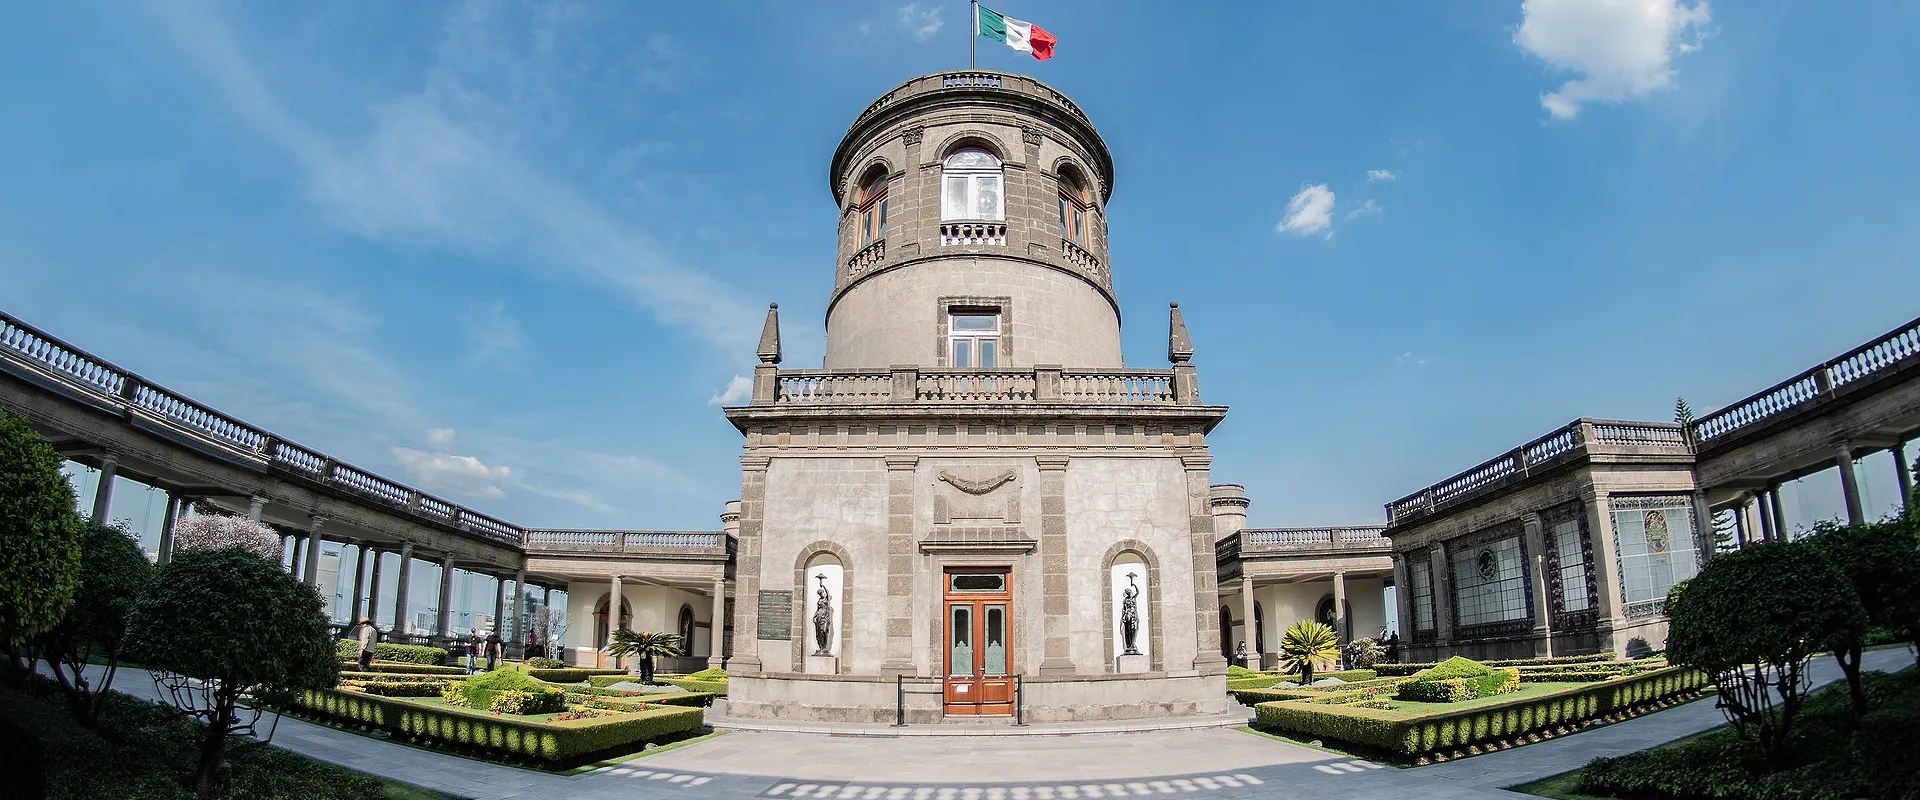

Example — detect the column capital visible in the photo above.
[1180,454,1213,470]
[1034,454,1070,471]
[399,541,415,555]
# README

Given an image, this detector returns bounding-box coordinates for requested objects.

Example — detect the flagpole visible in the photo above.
[970,0,977,68]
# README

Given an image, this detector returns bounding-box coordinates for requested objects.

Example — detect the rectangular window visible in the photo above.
[1410,559,1435,631]
[1450,531,1530,629]
[948,312,1001,368]
[943,175,1006,221]
[1610,496,1700,606]
[1550,515,1592,613]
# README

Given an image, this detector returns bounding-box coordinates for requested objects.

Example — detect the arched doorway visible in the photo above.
[1253,602,1266,654]
[593,594,632,667]
[1316,595,1352,642]
[1218,605,1233,660]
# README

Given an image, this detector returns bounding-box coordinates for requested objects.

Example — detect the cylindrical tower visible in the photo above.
[824,72,1120,370]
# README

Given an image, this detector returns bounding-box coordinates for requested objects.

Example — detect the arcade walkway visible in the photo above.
[79,647,1913,800]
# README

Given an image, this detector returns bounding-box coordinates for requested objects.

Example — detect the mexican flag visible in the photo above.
[977,5,1056,61]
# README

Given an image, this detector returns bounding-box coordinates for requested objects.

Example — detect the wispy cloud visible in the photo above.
[900,4,945,41]
[465,302,525,367]
[1395,351,1429,366]
[426,428,458,449]
[392,445,512,499]
[1276,184,1336,238]
[1366,169,1398,182]
[147,2,761,349]
[1346,199,1382,220]
[1515,0,1712,121]
[708,375,752,406]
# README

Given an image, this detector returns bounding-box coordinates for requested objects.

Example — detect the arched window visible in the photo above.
[678,605,696,652]
[1253,601,1266,653]
[592,594,631,651]
[1057,168,1091,246]
[856,170,889,246]
[941,148,1004,221]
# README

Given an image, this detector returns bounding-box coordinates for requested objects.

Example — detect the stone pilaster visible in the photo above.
[1580,486,1625,650]
[729,455,771,675]
[882,454,919,672]
[1520,512,1551,657]
[1429,543,1454,648]
[303,515,325,586]
[1035,454,1074,676]
[708,576,728,670]
[1183,454,1228,674]
[510,568,528,648]
[1238,574,1257,667]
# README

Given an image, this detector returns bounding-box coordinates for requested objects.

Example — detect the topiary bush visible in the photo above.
[1394,658,1518,703]
[489,689,565,715]
[527,668,591,684]
[294,687,704,767]
[526,657,568,669]
[458,667,563,711]
[687,666,727,681]
[35,518,151,727]
[371,643,446,665]
[0,411,83,658]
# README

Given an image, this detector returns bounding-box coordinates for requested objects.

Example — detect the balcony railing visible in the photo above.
[846,239,885,278]
[766,366,1192,406]
[853,70,1091,132]
[0,309,523,548]
[940,221,1006,246]
[1386,419,1691,527]
[1215,527,1391,564]
[1060,238,1103,281]
[1691,314,1920,448]
[523,529,732,556]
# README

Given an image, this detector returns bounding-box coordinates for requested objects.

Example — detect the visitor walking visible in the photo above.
[355,616,377,671]
[484,628,501,672]
[463,628,480,674]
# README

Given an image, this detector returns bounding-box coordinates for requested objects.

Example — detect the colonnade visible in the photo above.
[1727,437,1915,545]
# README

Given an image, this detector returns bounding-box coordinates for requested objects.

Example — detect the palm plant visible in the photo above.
[606,629,684,684]
[1278,620,1340,684]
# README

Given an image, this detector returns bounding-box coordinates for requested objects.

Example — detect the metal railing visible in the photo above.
[892,674,1025,727]
[1691,314,1920,448]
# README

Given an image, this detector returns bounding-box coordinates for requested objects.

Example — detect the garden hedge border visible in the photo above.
[659,677,728,695]
[1225,669,1377,692]
[1371,653,1615,677]
[1252,665,1708,763]
[295,689,703,767]
[339,661,468,676]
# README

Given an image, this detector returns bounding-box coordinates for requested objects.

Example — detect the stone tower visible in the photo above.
[723,71,1231,723]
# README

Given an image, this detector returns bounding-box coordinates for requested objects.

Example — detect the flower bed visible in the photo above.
[1371,652,1616,677]
[294,688,704,767]
[1252,665,1708,764]
[1226,668,1377,692]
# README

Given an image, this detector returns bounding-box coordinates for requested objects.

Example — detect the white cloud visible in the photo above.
[1346,199,1382,220]
[1515,0,1712,121]
[1276,184,1337,237]
[465,302,525,366]
[708,374,752,406]
[426,427,458,449]
[1395,351,1429,366]
[392,446,512,499]
[1366,169,1398,182]
[899,4,945,41]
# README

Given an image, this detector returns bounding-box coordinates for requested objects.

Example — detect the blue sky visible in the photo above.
[5,0,1917,540]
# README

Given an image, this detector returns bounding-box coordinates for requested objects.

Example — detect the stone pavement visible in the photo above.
[82,645,1914,800]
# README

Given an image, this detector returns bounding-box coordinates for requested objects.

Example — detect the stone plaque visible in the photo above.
[756,590,793,640]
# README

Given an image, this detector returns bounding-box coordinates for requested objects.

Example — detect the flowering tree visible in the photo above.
[172,514,278,559]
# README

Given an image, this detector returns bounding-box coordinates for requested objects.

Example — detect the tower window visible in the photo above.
[1058,171,1090,246]
[856,172,888,246]
[948,312,1000,368]
[941,148,1004,222]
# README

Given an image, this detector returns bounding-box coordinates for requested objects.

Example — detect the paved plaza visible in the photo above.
[75,646,1911,799]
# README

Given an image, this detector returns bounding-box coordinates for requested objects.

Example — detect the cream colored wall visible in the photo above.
[824,257,1122,369]
[1064,457,1198,675]
[758,457,890,672]
[560,580,714,664]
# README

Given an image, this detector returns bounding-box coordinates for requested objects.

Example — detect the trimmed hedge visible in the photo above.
[568,690,720,709]
[334,640,448,665]
[1395,659,1518,703]
[1226,669,1377,692]
[660,677,728,695]
[527,668,592,684]
[489,689,566,715]
[1253,665,1708,763]
[455,670,565,711]
[1373,652,1615,677]
[340,661,468,676]
[356,681,447,697]
[337,671,445,683]
[294,688,704,767]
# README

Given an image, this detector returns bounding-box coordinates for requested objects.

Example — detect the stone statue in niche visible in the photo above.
[1120,571,1141,656]
[811,573,834,656]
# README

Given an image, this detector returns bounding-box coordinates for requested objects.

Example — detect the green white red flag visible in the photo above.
[976,5,1055,61]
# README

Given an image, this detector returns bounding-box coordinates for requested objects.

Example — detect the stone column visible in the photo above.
[155,491,181,566]
[1755,491,1775,542]
[289,535,306,579]
[1520,512,1551,656]
[1769,487,1790,541]
[1428,543,1454,648]
[1691,490,1714,561]
[392,543,413,635]
[1837,440,1865,525]
[1580,487,1625,653]
[436,554,455,638]
[347,542,367,624]
[90,454,119,521]
[1893,440,1912,508]
[302,515,325,586]
[1182,454,1229,674]
[1035,454,1074,676]
[366,549,384,626]
[882,455,918,672]
[247,494,267,522]
[1239,574,1257,667]
[510,568,528,651]
[492,574,506,634]
[1332,570,1348,646]
[609,573,624,670]
[708,576,727,670]
[729,457,769,675]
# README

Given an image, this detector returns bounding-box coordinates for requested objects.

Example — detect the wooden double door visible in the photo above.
[943,568,1014,716]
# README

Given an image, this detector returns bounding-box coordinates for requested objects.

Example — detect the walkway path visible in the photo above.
[89,646,1914,800]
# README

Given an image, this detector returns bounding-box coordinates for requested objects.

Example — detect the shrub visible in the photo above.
[371,643,447,665]
[1397,678,1473,703]
[527,657,568,669]
[687,666,726,680]
[1667,541,1867,769]
[356,680,447,697]
[34,518,151,727]
[1278,620,1341,684]
[1344,638,1385,670]
[169,514,278,559]
[1225,664,1262,678]
[1804,518,1920,714]
[528,668,591,684]
[338,671,445,683]
[0,411,83,653]
[458,666,561,711]
[439,680,465,704]
[489,689,565,715]
[343,660,467,676]
[1415,656,1493,681]
[659,677,729,695]
[333,638,360,661]
[1373,652,1615,677]
[293,688,705,766]
[124,547,338,793]
[606,629,684,684]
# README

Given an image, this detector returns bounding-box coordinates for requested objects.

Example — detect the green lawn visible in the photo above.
[3,675,452,799]
[387,694,565,723]
[1381,681,1589,714]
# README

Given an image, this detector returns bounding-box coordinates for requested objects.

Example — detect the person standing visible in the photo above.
[464,628,481,674]
[356,617,378,672]
[484,628,501,672]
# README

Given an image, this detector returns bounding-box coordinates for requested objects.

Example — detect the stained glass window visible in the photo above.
[1610,496,1700,605]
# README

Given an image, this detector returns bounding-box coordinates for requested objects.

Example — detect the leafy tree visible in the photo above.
[1666,541,1866,769]
[36,518,152,727]
[0,411,83,679]
[125,547,338,793]
[1278,620,1340,684]
[1805,518,1920,712]
[606,628,683,684]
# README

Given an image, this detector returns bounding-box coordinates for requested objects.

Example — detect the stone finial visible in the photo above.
[756,303,782,365]
[1167,302,1194,364]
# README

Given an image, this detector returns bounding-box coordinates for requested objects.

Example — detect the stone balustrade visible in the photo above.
[1386,419,1692,527]
[1214,527,1391,571]
[766,366,1193,406]
[845,239,885,278]
[523,529,732,557]
[1691,314,1920,449]
[1059,237,1102,280]
[852,70,1092,133]
[940,221,1006,247]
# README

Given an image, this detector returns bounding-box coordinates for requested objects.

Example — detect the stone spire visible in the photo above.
[757,303,782,366]
[1167,302,1193,364]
